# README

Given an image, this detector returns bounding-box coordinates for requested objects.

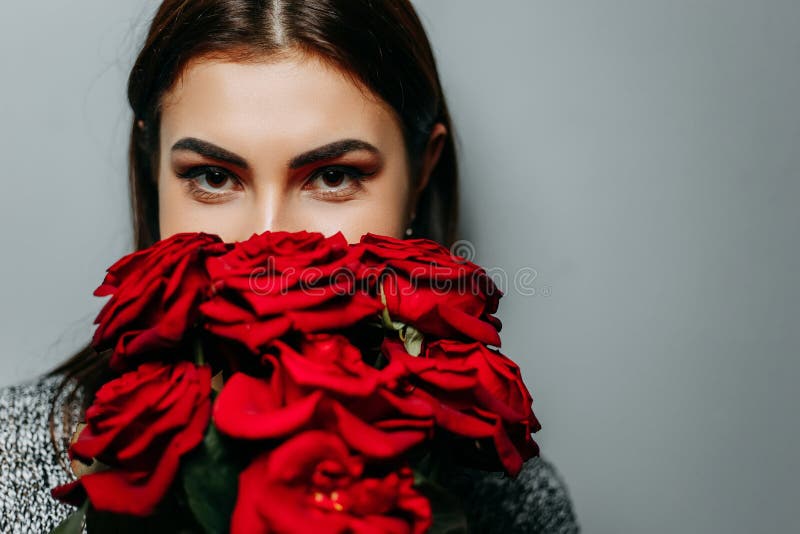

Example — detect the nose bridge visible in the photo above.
[251,179,287,234]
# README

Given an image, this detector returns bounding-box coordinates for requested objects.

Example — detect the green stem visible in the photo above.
[194,337,206,366]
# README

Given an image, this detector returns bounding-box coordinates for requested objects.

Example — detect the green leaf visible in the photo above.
[413,474,469,534]
[411,449,469,533]
[400,325,424,356]
[50,500,88,534]
[378,283,414,335]
[180,422,242,534]
[378,280,425,354]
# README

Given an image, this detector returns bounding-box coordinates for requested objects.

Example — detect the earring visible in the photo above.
[405,211,416,237]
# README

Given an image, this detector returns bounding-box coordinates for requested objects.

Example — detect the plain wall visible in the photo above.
[1,1,798,532]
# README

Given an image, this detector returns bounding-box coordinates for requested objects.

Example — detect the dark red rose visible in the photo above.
[273,334,439,438]
[200,231,383,353]
[283,332,384,396]
[230,430,432,534]
[91,232,227,369]
[51,361,212,516]
[381,337,540,476]
[356,233,503,347]
[213,342,435,459]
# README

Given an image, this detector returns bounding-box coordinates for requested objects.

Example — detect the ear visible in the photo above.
[414,122,448,195]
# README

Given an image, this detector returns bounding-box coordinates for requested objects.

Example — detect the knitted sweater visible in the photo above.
[0,374,581,533]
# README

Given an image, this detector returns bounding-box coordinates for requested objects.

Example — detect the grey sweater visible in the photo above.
[0,374,580,533]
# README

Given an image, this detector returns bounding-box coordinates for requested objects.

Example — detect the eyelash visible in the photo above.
[175,165,375,203]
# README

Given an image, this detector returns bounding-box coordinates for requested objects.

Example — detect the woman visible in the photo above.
[0,1,580,532]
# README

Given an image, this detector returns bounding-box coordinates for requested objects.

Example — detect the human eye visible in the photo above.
[176,166,243,203]
[302,165,375,201]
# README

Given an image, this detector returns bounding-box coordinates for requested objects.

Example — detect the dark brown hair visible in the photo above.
[47,0,460,465]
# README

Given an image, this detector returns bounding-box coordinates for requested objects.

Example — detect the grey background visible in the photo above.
[1,1,798,532]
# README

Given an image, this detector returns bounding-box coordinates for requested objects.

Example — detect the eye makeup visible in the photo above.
[174,163,378,204]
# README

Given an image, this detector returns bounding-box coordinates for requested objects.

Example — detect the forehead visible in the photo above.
[158,54,402,151]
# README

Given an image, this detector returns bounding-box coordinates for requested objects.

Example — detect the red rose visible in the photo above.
[230,430,432,534]
[356,233,503,347]
[381,337,540,476]
[283,333,384,397]
[91,232,227,369]
[213,341,435,459]
[51,361,212,516]
[200,231,383,353]
[273,334,438,437]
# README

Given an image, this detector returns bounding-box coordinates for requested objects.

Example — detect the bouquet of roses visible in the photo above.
[49,230,541,533]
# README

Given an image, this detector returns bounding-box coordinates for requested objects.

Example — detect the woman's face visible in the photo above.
[157,53,441,244]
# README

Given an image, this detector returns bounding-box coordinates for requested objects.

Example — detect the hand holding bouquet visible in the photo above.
[51,231,541,533]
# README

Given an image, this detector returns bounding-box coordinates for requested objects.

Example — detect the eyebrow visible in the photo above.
[171,137,248,169]
[288,139,382,169]
[170,137,382,170]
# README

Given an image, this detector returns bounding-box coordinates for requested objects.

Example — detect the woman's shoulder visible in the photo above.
[0,372,65,407]
[0,373,81,437]
[0,373,81,533]
[447,455,581,533]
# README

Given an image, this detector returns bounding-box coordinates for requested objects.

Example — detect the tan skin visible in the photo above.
[156,51,447,244]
